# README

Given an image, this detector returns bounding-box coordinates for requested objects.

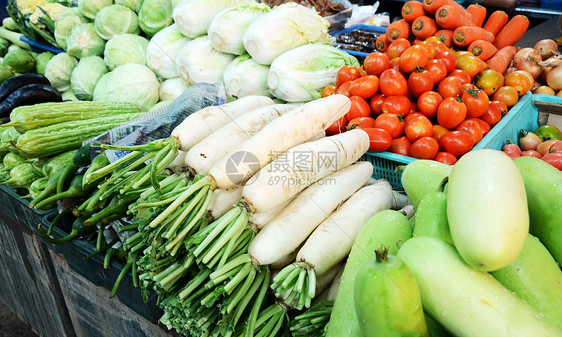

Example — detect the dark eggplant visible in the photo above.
[0,73,52,102]
[0,83,62,119]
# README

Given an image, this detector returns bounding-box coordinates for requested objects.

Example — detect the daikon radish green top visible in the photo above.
[447,149,529,271]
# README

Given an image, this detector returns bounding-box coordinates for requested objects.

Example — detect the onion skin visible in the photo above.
[521,150,541,158]
[514,48,543,79]
[534,39,559,61]
[518,130,542,151]
[546,64,562,90]
[533,85,555,95]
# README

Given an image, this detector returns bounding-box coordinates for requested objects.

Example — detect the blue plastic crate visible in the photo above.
[331,24,387,62]
[362,92,540,192]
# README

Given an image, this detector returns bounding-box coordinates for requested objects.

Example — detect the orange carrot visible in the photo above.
[411,15,438,40]
[435,29,454,47]
[386,19,410,41]
[483,10,509,36]
[468,39,498,61]
[485,45,517,74]
[376,33,390,52]
[435,5,476,30]
[467,4,486,27]
[402,1,426,23]
[493,15,530,49]
[425,0,473,20]
[453,26,494,47]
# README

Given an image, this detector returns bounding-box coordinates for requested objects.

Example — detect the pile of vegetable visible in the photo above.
[502,125,562,170]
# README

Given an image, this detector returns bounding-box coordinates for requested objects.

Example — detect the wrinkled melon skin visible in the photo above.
[447,149,529,271]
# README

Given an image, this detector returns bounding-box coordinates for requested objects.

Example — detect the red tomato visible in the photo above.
[408,67,434,98]
[468,117,491,136]
[381,95,411,115]
[448,69,471,85]
[522,150,542,158]
[432,124,449,143]
[505,70,533,96]
[492,86,519,108]
[390,136,411,156]
[336,65,361,87]
[336,81,352,96]
[425,59,447,84]
[429,40,449,53]
[325,116,348,135]
[439,130,473,157]
[405,112,425,124]
[437,76,463,98]
[410,136,439,159]
[321,85,337,98]
[405,114,433,143]
[541,152,562,170]
[456,55,484,78]
[369,93,386,116]
[364,52,390,77]
[416,41,436,60]
[435,50,456,72]
[389,57,401,71]
[457,119,484,145]
[399,45,428,73]
[437,96,467,129]
[380,69,408,96]
[387,38,411,59]
[374,113,405,138]
[434,151,457,165]
[347,96,371,120]
[349,75,380,99]
[461,85,489,118]
[417,91,443,118]
[348,117,376,130]
[363,128,393,152]
[358,65,368,77]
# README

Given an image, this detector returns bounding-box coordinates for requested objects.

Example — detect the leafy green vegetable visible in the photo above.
[54,8,87,50]
[103,34,149,70]
[223,54,271,98]
[44,52,78,91]
[71,56,109,100]
[78,0,113,20]
[35,51,55,75]
[94,5,140,40]
[146,24,191,79]
[138,0,173,37]
[66,23,106,59]
[115,0,142,13]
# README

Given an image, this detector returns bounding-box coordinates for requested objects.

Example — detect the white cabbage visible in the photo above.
[44,52,78,91]
[78,0,113,20]
[159,77,189,101]
[66,23,106,59]
[94,5,140,40]
[70,56,109,100]
[175,35,235,84]
[138,0,173,37]
[54,8,87,50]
[172,0,253,38]
[208,2,270,55]
[243,3,333,65]
[223,54,271,98]
[268,43,359,102]
[146,24,191,78]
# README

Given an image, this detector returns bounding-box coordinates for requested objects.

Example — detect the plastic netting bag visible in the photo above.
[84,82,227,162]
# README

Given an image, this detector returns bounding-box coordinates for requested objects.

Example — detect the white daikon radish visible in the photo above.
[241,129,370,213]
[399,204,416,219]
[206,185,243,220]
[271,180,394,309]
[185,104,294,175]
[208,94,351,189]
[391,191,412,210]
[171,95,274,151]
[248,161,373,266]
[167,150,187,173]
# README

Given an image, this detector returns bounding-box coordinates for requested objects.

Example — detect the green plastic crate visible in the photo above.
[362,92,540,192]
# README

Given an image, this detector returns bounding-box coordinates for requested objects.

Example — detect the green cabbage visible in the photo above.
[94,5,140,40]
[146,24,191,79]
[223,54,271,98]
[54,8,87,50]
[70,56,109,100]
[268,43,359,102]
[104,34,149,70]
[173,0,254,38]
[78,0,114,20]
[243,3,333,65]
[115,0,142,12]
[208,2,270,55]
[175,35,235,84]
[138,0,173,37]
[66,23,106,59]
[44,52,78,91]
[94,63,160,111]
